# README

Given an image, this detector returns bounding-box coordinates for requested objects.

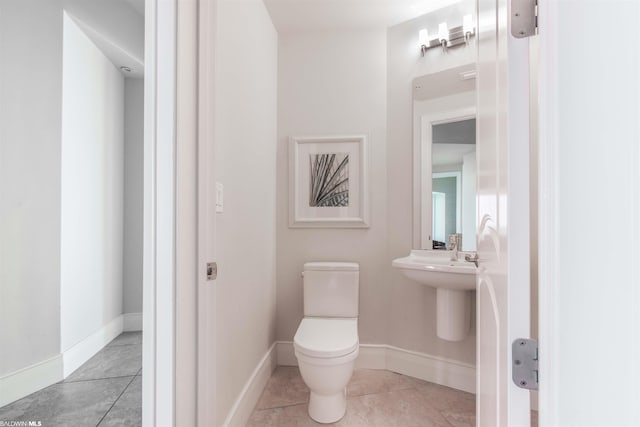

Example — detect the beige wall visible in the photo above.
[276,29,389,345]
[275,4,481,365]
[214,0,278,424]
[386,5,476,364]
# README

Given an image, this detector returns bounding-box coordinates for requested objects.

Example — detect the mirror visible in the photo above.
[412,64,476,251]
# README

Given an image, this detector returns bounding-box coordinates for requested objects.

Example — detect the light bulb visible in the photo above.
[438,22,449,43]
[419,29,429,47]
[463,14,474,35]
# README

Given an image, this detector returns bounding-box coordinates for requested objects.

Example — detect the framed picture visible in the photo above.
[289,135,370,228]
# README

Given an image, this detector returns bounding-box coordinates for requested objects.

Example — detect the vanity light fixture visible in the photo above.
[419,29,430,56]
[438,22,449,51]
[419,15,476,57]
[463,14,474,42]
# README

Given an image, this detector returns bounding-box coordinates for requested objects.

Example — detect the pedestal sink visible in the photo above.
[392,250,476,341]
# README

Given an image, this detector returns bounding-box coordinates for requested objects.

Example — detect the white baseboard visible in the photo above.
[222,342,277,427]
[355,344,387,369]
[0,355,63,408]
[275,340,298,366]
[1,315,128,408]
[385,345,475,394]
[123,312,143,332]
[62,315,124,378]
[275,341,475,394]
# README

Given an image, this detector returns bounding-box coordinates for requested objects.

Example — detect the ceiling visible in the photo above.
[65,0,145,77]
[263,0,461,33]
[124,0,145,16]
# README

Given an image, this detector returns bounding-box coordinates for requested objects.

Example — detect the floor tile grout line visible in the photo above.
[255,401,309,411]
[346,384,416,399]
[106,341,143,347]
[95,374,138,427]
[106,344,142,348]
[256,385,424,411]
[64,374,139,384]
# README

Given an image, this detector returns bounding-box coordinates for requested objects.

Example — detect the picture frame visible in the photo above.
[289,135,370,228]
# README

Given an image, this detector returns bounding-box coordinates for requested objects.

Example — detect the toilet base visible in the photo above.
[308,388,347,424]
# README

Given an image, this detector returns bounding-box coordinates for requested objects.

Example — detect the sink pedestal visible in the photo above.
[436,288,471,341]
[392,250,476,342]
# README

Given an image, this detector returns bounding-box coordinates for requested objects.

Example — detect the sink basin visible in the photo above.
[392,250,477,342]
[391,250,475,290]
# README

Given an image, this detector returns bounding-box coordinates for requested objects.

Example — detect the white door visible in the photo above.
[197,0,218,425]
[538,2,640,426]
[476,0,532,425]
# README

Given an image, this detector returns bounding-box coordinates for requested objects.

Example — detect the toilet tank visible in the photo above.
[303,262,359,318]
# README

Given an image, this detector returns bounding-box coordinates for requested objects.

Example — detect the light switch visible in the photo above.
[216,182,223,213]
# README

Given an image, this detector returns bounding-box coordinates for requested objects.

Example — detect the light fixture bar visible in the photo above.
[419,22,476,56]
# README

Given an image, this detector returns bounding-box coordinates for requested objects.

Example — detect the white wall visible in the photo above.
[276,29,389,345]
[60,13,124,352]
[0,0,64,378]
[123,78,144,315]
[387,5,476,364]
[214,0,278,424]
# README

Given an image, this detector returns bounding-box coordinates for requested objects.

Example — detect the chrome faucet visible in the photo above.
[465,252,479,267]
[448,233,462,261]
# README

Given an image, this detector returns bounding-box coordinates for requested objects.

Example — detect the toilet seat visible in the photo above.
[294,318,358,359]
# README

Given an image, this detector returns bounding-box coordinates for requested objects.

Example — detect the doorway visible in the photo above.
[0,1,145,423]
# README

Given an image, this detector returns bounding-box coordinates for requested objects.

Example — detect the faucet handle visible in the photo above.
[448,233,462,250]
[464,252,479,267]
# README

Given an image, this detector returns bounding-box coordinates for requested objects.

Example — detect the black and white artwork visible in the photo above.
[309,153,349,207]
[289,134,369,228]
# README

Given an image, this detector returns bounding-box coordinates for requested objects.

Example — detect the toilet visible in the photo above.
[293,262,359,424]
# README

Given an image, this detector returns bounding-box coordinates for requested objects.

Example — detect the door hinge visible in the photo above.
[511,0,538,39]
[206,262,217,281]
[512,338,538,390]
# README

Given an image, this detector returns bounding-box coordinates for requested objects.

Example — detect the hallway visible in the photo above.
[0,332,142,426]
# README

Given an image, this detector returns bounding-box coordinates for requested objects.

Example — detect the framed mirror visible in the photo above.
[412,65,476,251]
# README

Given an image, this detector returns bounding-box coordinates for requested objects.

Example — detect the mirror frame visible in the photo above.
[413,105,476,249]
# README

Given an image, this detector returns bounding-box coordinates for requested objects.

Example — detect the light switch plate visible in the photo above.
[216,182,223,213]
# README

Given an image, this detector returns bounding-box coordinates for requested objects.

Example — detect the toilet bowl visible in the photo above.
[294,318,359,423]
[293,262,360,424]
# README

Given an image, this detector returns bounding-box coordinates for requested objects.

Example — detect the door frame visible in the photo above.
[142,0,214,425]
[142,0,177,424]
[196,0,218,425]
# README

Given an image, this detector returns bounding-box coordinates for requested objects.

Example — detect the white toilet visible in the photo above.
[294,262,359,424]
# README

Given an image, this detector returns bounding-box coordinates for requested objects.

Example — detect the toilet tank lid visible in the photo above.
[304,262,359,271]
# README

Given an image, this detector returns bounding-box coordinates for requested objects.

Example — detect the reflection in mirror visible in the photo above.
[412,65,476,252]
[431,119,476,250]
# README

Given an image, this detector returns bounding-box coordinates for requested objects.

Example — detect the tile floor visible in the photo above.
[0,332,142,427]
[2,339,539,427]
[248,367,539,427]
[248,367,474,427]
